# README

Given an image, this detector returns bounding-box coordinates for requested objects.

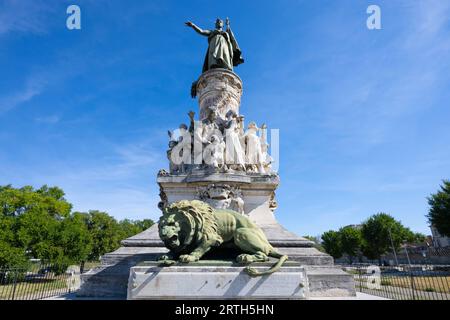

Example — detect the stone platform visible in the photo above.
[127,261,308,300]
[78,223,355,299]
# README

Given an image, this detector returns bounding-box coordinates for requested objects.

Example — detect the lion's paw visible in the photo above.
[157,254,176,266]
[179,254,199,263]
[160,259,176,266]
[236,254,254,264]
[158,254,171,261]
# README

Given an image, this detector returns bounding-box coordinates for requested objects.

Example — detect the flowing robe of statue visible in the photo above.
[203,28,244,73]
[244,126,264,166]
[209,135,226,169]
[224,118,246,167]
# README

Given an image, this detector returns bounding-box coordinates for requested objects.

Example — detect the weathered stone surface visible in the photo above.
[127,261,307,300]
[77,245,345,298]
[121,223,316,249]
[196,69,243,121]
[305,266,356,297]
[79,212,335,298]
[157,172,313,235]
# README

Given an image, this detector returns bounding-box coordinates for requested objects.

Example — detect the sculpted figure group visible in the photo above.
[166,108,273,175]
[197,183,245,215]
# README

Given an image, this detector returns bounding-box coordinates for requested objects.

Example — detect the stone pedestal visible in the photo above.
[78,223,355,299]
[127,261,308,300]
[157,172,286,227]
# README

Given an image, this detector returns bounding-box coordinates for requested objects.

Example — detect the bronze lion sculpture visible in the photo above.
[158,199,288,276]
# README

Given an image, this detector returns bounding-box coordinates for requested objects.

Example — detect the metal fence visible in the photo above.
[336,246,450,265]
[0,264,80,300]
[342,264,450,300]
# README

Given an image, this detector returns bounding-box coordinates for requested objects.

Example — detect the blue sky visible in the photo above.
[1,0,449,237]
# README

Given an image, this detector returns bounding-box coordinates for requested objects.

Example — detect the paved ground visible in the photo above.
[358,286,450,300]
[45,292,389,300]
[310,292,389,300]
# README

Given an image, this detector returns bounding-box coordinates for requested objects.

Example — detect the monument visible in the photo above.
[78,18,355,299]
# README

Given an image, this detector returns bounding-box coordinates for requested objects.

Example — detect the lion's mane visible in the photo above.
[160,200,221,251]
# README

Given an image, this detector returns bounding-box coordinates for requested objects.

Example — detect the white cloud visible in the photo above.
[0,75,47,113]
[0,48,89,115]
[410,0,450,46]
[0,0,53,36]
[61,141,164,220]
[0,136,166,220]
[58,139,164,183]
[318,1,450,150]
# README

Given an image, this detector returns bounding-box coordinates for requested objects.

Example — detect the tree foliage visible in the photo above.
[338,226,362,263]
[0,241,28,268]
[80,210,124,261]
[321,230,343,259]
[427,180,450,237]
[361,213,413,262]
[0,185,76,266]
[0,185,154,268]
[0,185,72,218]
[413,232,427,243]
[320,212,425,264]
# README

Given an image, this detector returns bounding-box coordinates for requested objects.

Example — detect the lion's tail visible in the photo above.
[245,251,288,277]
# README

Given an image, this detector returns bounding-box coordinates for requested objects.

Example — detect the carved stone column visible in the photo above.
[196,69,243,121]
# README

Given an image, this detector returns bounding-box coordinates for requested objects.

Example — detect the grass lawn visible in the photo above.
[355,276,450,294]
[83,261,100,271]
[0,277,69,300]
[381,276,450,294]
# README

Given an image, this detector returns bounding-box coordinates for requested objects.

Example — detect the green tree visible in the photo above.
[0,185,73,266]
[118,218,155,240]
[0,214,28,268]
[77,210,123,261]
[58,213,93,269]
[16,207,62,264]
[0,185,90,268]
[0,241,28,268]
[427,180,450,237]
[339,226,362,264]
[134,219,155,231]
[321,230,343,259]
[361,213,412,265]
[412,232,427,243]
[118,219,143,239]
[0,185,72,218]
[401,227,421,243]
[0,184,154,269]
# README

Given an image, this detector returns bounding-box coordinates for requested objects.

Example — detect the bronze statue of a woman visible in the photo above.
[185,18,244,73]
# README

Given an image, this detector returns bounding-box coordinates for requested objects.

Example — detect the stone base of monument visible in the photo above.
[127,261,308,300]
[77,224,356,299]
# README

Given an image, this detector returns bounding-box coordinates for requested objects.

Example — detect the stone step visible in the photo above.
[121,224,316,248]
[100,245,333,266]
[305,266,356,297]
[78,261,354,299]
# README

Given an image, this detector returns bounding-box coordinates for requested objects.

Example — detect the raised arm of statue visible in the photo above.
[185,21,211,36]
